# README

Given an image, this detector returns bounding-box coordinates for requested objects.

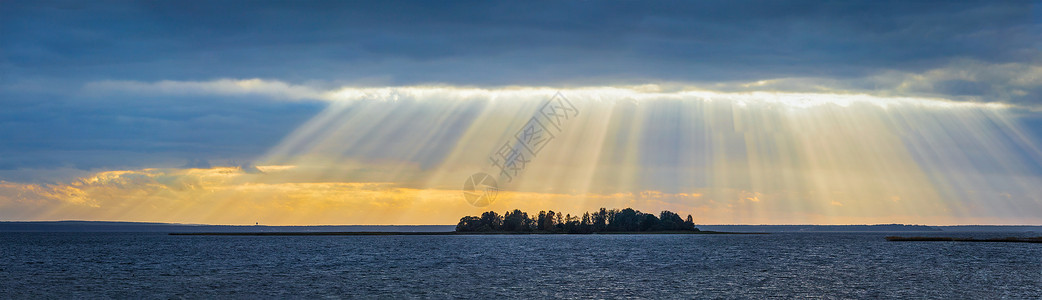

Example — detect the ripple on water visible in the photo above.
[0,232,1039,298]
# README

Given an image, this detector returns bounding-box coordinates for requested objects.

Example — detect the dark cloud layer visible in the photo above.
[2,1,1037,85]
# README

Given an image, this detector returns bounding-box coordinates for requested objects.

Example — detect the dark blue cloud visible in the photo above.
[2,0,1036,85]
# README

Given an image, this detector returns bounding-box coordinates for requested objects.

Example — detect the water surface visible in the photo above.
[2,232,1039,298]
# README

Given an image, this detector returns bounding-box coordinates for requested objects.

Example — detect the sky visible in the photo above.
[1,1,1041,225]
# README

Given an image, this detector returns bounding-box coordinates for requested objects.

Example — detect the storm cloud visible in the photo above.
[3,1,1037,87]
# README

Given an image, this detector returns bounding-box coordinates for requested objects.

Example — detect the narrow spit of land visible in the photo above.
[886,236,1042,243]
[169,231,763,236]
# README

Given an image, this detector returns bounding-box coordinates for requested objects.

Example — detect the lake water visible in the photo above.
[1,232,1039,298]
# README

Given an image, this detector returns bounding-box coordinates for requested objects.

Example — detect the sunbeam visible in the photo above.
[3,84,1038,225]
[201,85,1042,225]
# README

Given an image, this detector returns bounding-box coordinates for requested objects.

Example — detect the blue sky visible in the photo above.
[1,1,1041,224]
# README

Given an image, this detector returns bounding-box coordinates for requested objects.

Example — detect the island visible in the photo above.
[455,208,703,234]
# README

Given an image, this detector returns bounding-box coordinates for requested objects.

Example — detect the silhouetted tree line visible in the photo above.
[455,208,698,233]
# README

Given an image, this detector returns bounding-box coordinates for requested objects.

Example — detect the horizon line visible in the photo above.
[3,220,1042,227]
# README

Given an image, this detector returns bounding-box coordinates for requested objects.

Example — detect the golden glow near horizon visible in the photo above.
[2,84,1041,225]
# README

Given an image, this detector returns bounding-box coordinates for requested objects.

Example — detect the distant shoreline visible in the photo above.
[3,221,1040,233]
[886,236,1042,243]
[168,230,765,236]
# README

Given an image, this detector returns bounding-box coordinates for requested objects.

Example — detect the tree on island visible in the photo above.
[455,208,698,233]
